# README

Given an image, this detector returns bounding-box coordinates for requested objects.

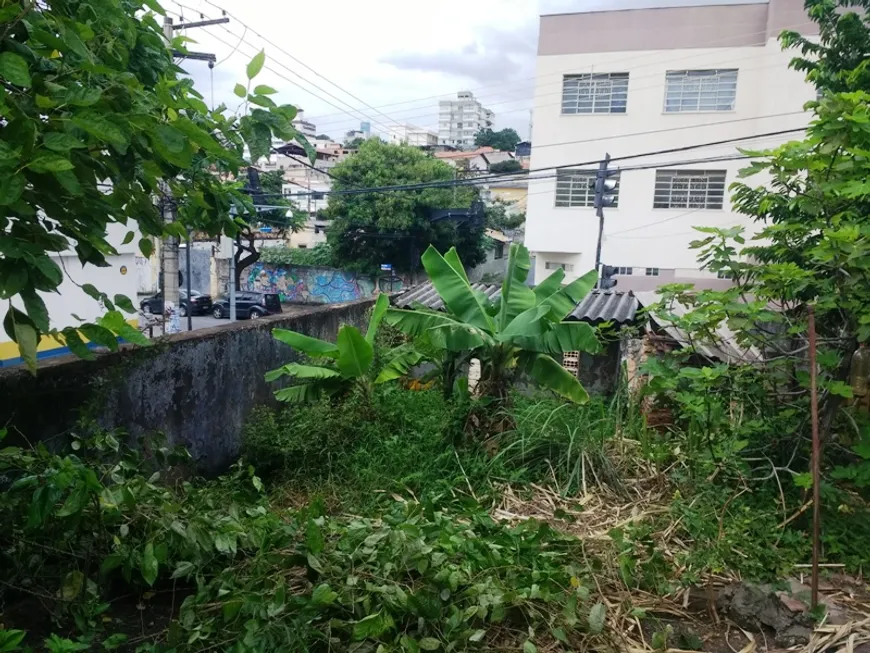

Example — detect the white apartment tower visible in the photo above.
[525,0,818,291]
[438,91,495,149]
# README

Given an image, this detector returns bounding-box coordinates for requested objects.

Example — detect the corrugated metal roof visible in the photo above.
[568,290,639,324]
[393,284,639,325]
[634,291,761,363]
[393,281,501,311]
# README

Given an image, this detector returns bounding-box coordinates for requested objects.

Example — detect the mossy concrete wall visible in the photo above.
[0,299,375,474]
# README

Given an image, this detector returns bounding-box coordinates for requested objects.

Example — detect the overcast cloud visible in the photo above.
[168,0,600,141]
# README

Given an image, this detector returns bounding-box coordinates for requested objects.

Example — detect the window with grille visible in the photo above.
[562,73,629,114]
[616,267,633,275]
[545,262,574,272]
[717,270,732,279]
[664,69,737,112]
[653,170,726,210]
[645,268,660,276]
[555,169,619,208]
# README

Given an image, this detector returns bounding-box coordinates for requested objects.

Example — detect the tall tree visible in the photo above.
[0,0,310,371]
[325,140,486,273]
[474,128,521,152]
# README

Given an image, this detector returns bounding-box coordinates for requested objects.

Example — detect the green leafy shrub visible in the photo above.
[259,242,335,267]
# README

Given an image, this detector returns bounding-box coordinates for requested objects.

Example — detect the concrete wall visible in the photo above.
[0,299,375,474]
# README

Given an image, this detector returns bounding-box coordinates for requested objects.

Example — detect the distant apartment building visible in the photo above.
[292,109,317,139]
[525,0,818,291]
[387,124,439,148]
[438,91,495,149]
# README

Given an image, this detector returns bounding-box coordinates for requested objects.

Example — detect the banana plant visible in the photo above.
[385,243,600,403]
[266,294,421,403]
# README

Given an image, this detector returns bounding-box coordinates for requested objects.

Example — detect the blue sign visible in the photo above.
[259,226,273,233]
[380,263,392,272]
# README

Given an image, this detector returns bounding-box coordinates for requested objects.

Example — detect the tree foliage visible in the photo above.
[0,0,310,371]
[643,0,870,493]
[325,139,486,273]
[474,127,521,152]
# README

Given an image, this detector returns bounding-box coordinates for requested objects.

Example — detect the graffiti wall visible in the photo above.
[244,263,403,304]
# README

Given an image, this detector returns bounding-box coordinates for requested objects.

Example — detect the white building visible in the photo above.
[525,0,818,291]
[438,91,495,150]
[292,109,317,139]
[1,223,140,367]
[386,124,439,148]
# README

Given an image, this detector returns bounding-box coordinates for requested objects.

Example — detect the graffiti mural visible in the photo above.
[245,263,381,304]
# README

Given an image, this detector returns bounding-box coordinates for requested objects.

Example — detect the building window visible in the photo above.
[645,268,660,276]
[717,270,732,279]
[555,169,619,208]
[616,267,633,275]
[664,69,738,112]
[494,242,505,260]
[545,262,574,272]
[297,244,308,249]
[562,73,629,114]
[653,170,726,210]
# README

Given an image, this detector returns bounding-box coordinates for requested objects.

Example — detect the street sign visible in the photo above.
[380,263,393,272]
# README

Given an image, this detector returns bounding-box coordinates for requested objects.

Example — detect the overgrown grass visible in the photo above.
[243,386,497,511]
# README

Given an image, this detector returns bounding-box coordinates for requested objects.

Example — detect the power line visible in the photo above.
[168,5,398,135]
[256,129,793,200]
[200,0,408,132]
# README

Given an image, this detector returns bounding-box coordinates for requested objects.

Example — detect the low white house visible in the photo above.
[1,223,140,367]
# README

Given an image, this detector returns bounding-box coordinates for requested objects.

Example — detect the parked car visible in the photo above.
[139,289,213,317]
[211,291,282,320]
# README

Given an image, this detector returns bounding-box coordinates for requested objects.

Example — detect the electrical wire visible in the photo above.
[200,0,409,131]
[170,2,401,135]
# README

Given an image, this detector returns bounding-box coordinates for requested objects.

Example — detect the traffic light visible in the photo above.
[600,265,618,290]
[592,153,618,213]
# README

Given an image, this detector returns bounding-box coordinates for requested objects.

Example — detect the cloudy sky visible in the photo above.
[166,0,600,141]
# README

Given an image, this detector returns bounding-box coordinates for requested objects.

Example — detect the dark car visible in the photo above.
[211,291,282,320]
[140,289,213,317]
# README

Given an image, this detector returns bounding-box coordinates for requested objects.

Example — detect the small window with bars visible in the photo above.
[562,73,629,114]
[645,268,660,276]
[545,262,574,272]
[664,69,738,112]
[555,169,619,208]
[616,267,633,275]
[653,170,726,210]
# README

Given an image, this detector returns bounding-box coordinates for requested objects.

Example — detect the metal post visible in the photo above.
[185,232,193,331]
[808,305,821,609]
[229,239,237,322]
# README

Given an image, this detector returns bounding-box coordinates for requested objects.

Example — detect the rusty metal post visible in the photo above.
[808,305,821,609]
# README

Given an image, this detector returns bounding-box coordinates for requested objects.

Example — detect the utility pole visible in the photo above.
[591,153,618,287]
[159,15,227,330]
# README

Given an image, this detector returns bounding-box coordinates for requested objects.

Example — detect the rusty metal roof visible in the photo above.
[568,290,639,324]
[393,283,639,325]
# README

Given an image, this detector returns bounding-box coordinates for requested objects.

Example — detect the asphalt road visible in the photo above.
[137,305,311,336]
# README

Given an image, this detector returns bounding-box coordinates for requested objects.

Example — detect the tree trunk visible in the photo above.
[234,231,260,291]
